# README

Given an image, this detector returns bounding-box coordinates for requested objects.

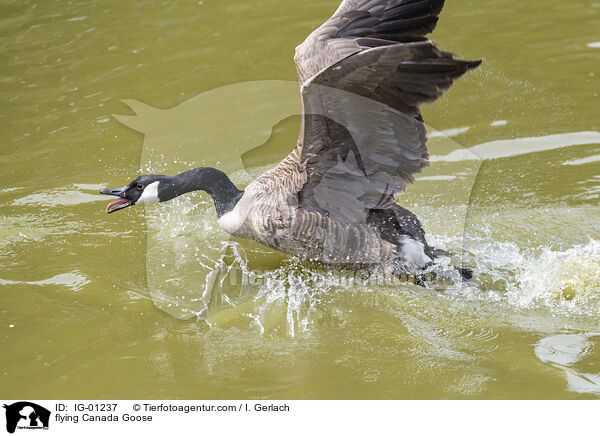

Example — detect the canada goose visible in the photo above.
[102,0,480,280]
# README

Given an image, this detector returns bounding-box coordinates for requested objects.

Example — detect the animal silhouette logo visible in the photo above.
[111,80,481,319]
[3,402,50,434]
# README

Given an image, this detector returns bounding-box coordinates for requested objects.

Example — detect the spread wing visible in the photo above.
[294,0,481,224]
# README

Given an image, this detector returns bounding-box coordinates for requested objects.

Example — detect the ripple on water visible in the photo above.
[430,131,600,162]
[13,189,106,206]
[563,154,600,166]
[0,271,91,292]
[0,214,77,251]
[535,334,600,395]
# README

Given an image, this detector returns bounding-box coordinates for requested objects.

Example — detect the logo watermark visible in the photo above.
[111,80,482,319]
[3,402,50,434]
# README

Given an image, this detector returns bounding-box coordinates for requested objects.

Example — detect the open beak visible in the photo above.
[100,187,130,213]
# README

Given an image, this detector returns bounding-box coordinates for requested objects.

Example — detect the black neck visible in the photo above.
[166,167,243,217]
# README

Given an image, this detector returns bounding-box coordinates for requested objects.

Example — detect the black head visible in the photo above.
[101,174,176,213]
[101,167,243,216]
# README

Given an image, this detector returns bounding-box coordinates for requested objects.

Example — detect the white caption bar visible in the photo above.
[0,400,597,436]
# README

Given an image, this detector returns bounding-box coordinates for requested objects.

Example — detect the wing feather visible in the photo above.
[292,0,481,225]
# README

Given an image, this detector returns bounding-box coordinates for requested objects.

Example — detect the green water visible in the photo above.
[1,0,599,399]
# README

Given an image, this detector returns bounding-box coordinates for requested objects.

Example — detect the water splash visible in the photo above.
[142,182,600,332]
[448,238,600,317]
[510,241,600,313]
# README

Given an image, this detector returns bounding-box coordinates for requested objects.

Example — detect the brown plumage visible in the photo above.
[218,0,480,273]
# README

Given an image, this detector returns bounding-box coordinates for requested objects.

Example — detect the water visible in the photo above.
[1,0,599,399]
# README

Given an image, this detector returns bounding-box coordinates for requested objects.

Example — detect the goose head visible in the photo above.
[101,175,174,213]
[101,167,243,216]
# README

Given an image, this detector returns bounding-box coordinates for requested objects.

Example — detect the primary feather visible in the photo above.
[221,0,480,271]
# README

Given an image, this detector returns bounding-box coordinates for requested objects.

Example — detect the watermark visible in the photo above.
[110,80,483,319]
[223,265,460,289]
[3,402,50,434]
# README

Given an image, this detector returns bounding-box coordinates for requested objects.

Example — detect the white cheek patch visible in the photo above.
[135,181,160,205]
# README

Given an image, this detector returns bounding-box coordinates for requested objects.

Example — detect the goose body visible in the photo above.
[102,0,480,278]
[218,149,398,267]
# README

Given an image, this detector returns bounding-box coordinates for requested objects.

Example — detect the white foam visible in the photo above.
[510,240,599,310]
